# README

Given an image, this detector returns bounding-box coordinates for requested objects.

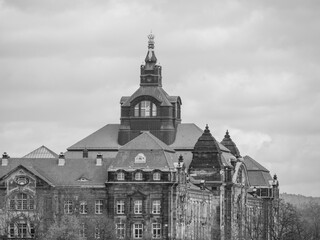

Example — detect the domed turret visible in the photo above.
[220,130,241,158]
[189,125,222,181]
[193,124,221,154]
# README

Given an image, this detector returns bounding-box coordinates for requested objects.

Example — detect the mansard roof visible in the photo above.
[66,123,230,153]
[121,86,173,107]
[0,157,113,187]
[243,155,272,187]
[109,132,176,171]
[23,145,58,158]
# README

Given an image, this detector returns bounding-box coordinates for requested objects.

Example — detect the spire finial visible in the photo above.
[225,129,230,138]
[148,31,155,49]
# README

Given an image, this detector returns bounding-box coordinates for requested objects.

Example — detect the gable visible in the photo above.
[0,166,53,194]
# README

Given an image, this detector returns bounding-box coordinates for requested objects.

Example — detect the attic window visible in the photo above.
[134,101,157,117]
[135,172,143,181]
[135,153,146,164]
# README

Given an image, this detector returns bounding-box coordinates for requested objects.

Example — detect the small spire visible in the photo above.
[148,31,155,49]
[204,124,210,133]
[225,130,230,139]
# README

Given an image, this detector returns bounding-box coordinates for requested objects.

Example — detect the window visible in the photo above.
[9,223,14,237]
[117,172,125,180]
[64,200,73,214]
[116,223,125,239]
[135,172,143,181]
[30,223,35,238]
[18,223,27,238]
[134,101,157,117]
[153,172,161,181]
[95,200,103,214]
[9,193,34,211]
[134,200,142,214]
[80,201,88,214]
[152,200,161,214]
[95,227,100,239]
[133,223,143,239]
[152,223,161,239]
[79,223,86,238]
[117,200,125,214]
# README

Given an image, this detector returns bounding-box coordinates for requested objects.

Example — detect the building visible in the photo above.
[0,34,279,240]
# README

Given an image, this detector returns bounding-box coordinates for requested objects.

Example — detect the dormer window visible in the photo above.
[153,172,161,181]
[135,172,143,181]
[117,172,125,181]
[134,101,157,117]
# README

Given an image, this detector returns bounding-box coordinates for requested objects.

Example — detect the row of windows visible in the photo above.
[9,222,35,238]
[79,222,162,239]
[116,200,161,214]
[64,200,103,215]
[9,193,34,211]
[117,171,161,181]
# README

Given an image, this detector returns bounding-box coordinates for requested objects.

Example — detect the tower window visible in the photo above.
[134,101,157,117]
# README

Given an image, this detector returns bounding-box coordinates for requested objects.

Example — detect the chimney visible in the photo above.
[96,154,103,166]
[58,152,65,166]
[2,152,9,166]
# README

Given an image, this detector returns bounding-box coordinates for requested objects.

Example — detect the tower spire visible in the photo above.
[140,32,162,86]
[145,32,157,64]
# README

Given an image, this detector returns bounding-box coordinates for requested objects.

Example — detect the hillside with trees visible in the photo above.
[274,193,320,240]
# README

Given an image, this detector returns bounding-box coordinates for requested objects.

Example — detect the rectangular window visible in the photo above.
[80,201,88,214]
[134,200,142,214]
[29,198,35,210]
[9,199,15,210]
[152,223,161,239]
[30,223,35,238]
[95,200,103,214]
[79,223,86,238]
[18,223,27,238]
[116,223,125,239]
[17,198,22,210]
[64,200,73,214]
[117,200,125,214]
[117,172,125,180]
[152,200,161,214]
[95,227,100,239]
[133,223,143,239]
[153,172,161,181]
[9,223,14,237]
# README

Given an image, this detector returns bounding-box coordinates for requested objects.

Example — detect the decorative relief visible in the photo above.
[135,153,146,163]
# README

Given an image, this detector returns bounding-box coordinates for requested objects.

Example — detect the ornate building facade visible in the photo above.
[0,34,279,240]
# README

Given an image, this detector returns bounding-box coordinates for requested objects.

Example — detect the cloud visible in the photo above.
[0,0,319,196]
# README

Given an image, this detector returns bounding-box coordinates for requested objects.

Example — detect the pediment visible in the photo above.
[128,188,147,198]
[0,165,54,191]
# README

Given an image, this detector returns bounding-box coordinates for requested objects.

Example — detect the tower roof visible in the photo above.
[220,130,241,157]
[193,125,221,153]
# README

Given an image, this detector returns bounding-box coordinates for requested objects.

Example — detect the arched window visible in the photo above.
[134,101,157,117]
[9,193,34,211]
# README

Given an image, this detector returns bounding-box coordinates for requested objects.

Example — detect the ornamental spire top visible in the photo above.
[148,32,155,49]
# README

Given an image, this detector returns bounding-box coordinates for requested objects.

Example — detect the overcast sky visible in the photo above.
[1,0,319,197]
